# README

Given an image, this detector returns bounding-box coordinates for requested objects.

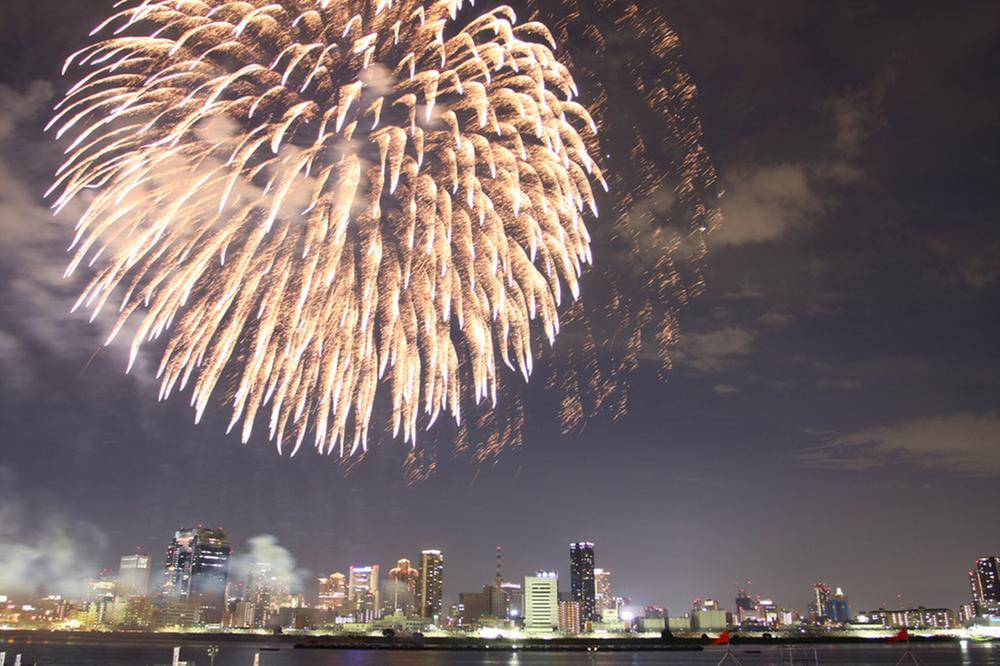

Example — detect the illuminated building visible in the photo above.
[318,572,347,611]
[810,582,832,621]
[117,553,151,598]
[828,587,850,623]
[524,572,558,632]
[735,590,756,625]
[501,582,523,620]
[418,550,444,620]
[970,557,1000,616]
[348,565,380,621]
[569,542,596,622]
[247,561,289,627]
[959,603,976,625]
[161,526,231,624]
[230,600,255,628]
[558,599,581,633]
[757,598,779,626]
[692,598,728,631]
[594,568,614,612]
[384,558,419,615]
[865,607,955,629]
[84,570,117,603]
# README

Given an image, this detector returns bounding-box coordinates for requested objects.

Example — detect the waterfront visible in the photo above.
[1,636,999,666]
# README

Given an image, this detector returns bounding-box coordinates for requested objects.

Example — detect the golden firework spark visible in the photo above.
[50,0,606,456]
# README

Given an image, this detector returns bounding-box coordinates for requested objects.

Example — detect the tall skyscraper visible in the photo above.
[317,572,347,611]
[970,557,1000,615]
[384,558,420,615]
[348,564,381,620]
[594,568,613,612]
[247,560,289,627]
[829,587,850,623]
[418,550,444,619]
[569,542,596,621]
[735,589,757,624]
[161,527,231,624]
[117,553,151,598]
[811,582,832,621]
[524,572,559,631]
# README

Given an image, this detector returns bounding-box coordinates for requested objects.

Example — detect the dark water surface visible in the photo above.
[1,637,998,665]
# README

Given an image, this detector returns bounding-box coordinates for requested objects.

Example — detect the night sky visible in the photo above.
[1,0,998,617]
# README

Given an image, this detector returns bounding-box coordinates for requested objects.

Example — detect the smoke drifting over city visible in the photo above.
[0,469,107,597]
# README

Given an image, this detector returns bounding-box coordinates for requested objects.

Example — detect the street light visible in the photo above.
[206,645,219,666]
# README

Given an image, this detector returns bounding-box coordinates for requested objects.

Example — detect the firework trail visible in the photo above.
[409,0,722,477]
[531,0,722,433]
[50,0,608,456]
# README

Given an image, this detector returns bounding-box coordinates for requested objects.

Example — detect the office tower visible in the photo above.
[558,599,581,633]
[348,565,381,620]
[117,553,151,598]
[501,582,523,620]
[524,572,559,631]
[247,560,288,627]
[569,542,596,621]
[318,572,347,611]
[811,582,832,621]
[594,568,613,612]
[84,569,117,603]
[828,587,850,623]
[459,588,493,624]
[385,558,420,615]
[735,589,757,625]
[418,550,444,619]
[230,600,256,628]
[970,557,1000,615]
[161,526,231,624]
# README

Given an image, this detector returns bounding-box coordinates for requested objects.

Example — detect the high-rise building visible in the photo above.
[524,572,559,632]
[558,599,581,633]
[594,568,613,612]
[865,607,955,629]
[418,550,444,619]
[828,587,850,623]
[247,560,289,627]
[117,553,151,598]
[569,542,596,622]
[735,589,757,624]
[348,565,381,620]
[318,572,347,611]
[384,558,420,615]
[84,569,117,604]
[811,583,832,621]
[161,527,231,624]
[458,588,493,625]
[501,582,523,620]
[970,557,1000,616]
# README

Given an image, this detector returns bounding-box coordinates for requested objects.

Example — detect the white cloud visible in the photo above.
[672,327,754,372]
[800,412,1000,475]
[714,164,819,246]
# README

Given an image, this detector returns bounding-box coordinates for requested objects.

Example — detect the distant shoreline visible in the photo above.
[0,628,984,653]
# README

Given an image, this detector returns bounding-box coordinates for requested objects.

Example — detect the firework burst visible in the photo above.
[50,0,607,456]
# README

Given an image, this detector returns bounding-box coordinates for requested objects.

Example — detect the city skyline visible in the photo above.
[1,0,998,631]
[2,521,992,626]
